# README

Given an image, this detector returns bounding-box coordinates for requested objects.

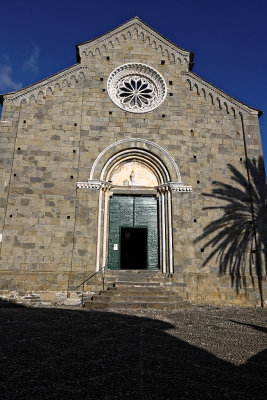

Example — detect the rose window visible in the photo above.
[107,63,167,113]
[118,77,156,110]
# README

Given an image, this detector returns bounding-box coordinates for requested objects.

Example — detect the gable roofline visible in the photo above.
[181,71,263,117]
[75,16,195,68]
[0,64,87,106]
[0,18,262,118]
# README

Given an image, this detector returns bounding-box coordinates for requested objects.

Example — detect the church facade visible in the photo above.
[0,18,266,307]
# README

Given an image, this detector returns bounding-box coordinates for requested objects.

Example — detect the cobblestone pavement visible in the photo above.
[0,304,266,399]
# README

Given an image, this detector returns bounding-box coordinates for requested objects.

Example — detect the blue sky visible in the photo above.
[1,0,266,169]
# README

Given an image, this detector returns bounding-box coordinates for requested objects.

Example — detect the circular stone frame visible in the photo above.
[107,63,167,113]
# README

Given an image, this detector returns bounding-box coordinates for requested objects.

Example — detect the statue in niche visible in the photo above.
[123,179,129,186]
[130,170,135,184]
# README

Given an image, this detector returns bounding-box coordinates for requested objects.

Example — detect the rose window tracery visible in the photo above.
[118,77,156,110]
[107,63,167,113]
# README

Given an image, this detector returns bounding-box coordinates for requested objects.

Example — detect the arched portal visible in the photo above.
[77,140,192,275]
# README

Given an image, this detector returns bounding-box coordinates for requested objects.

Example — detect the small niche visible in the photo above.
[67,216,70,219]
[18,147,21,151]
[169,81,173,85]
[9,215,12,218]
[197,180,200,184]
[73,150,76,153]
[193,155,197,159]
[23,120,26,124]
[13,174,16,177]
[70,176,74,179]
[169,93,173,97]
[100,77,103,81]
[201,248,204,252]
[240,157,243,161]
[106,56,110,61]
[191,129,194,133]
[194,219,197,223]
[109,111,112,115]
[103,89,106,92]
[74,123,77,126]
[162,114,165,118]
[161,60,165,65]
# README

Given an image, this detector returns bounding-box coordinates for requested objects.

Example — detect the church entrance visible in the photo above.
[121,227,147,269]
[108,195,159,270]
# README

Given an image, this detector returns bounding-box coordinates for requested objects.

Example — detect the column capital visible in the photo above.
[77,180,113,191]
[155,182,192,193]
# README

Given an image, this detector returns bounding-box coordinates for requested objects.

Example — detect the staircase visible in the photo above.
[84,270,192,311]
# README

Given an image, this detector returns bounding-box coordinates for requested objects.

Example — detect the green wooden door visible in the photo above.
[108,195,159,270]
[134,197,159,270]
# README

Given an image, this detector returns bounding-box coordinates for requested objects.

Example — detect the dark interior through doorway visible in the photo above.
[120,227,147,269]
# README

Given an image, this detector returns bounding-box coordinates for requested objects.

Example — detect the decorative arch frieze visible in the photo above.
[78,18,191,67]
[2,65,87,105]
[181,71,259,117]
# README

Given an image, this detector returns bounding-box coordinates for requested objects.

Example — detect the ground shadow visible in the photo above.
[195,156,267,307]
[229,319,267,334]
[0,307,266,399]
[0,298,27,308]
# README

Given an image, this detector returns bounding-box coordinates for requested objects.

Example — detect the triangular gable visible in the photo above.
[0,17,263,116]
[76,17,194,68]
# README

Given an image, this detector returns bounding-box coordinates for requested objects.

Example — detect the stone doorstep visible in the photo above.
[99,289,175,296]
[91,296,185,303]
[84,301,191,311]
[104,270,165,280]
[84,280,192,311]
[112,281,161,287]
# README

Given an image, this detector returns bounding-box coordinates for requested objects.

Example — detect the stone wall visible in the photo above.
[0,22,265,307]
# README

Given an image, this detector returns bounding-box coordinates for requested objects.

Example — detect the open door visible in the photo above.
[120,227,147,269]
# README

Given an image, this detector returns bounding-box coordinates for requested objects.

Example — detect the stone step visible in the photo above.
[104,271,163,282]
[113,281,161,287]
[104,277,162,283]
[98,290,178,297]
[84,277,191,311]
[105,270,159,275]
[99,287,168,295]
[91,295,184,303]
[84,301,191,311]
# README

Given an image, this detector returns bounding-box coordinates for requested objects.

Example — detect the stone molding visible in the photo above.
[77,18,191,66]
[181,71,259,117]
[2,65,88,105]
[156,183,192,192]
[77,180,192,192]
[90,138,181,183]
[77,180,113,190]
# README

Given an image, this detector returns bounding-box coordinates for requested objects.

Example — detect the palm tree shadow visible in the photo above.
[229,319,267,334]
[195,156,267,307]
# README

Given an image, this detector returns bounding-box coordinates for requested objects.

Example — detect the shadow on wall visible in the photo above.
[0,304,266,399]
[195,156,267,307]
